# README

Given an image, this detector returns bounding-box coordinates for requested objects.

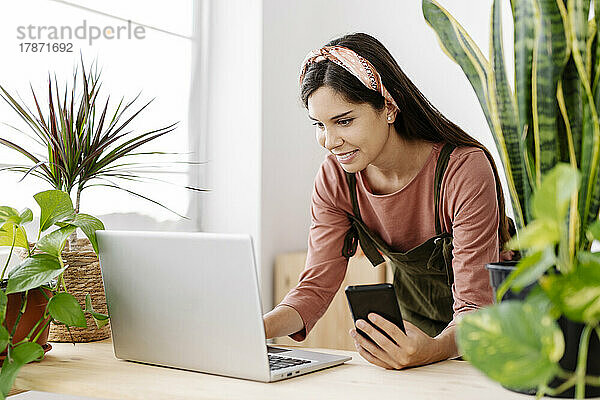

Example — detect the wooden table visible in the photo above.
[11,340,539,399]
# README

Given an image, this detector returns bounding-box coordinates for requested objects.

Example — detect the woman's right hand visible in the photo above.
[263,305,304,339]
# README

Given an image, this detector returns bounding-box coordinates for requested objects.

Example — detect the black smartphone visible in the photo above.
[345,283,405,344]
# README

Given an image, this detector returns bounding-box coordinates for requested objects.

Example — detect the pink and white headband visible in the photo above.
[299,45,400,113]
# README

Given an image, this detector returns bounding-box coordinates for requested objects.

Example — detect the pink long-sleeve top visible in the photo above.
[279,141,511,341]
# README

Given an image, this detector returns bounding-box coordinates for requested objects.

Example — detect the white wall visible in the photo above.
[200,0,516,311]
[198,0,263,270]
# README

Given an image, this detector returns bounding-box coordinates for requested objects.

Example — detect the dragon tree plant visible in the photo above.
[0,58,202,221]
[424,0,600,398]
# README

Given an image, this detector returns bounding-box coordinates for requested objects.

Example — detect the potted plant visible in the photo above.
[461,164,599,398]
[0,59,203,342]
[0,189,107,399]
[423,0,600,397]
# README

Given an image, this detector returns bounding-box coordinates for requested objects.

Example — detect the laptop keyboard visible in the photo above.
[269,354,311,370]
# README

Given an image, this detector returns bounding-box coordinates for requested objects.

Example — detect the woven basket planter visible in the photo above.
[48,238,110,342]
[16,238,110,342]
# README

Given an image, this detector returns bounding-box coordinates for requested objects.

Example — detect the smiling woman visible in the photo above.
[263,32,518,370]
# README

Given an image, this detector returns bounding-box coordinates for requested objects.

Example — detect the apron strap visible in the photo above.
[344,172,362,219]
[433,143,457,235]
[342,173,385,265]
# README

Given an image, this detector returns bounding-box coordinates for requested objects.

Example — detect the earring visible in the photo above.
[387,116,392,121]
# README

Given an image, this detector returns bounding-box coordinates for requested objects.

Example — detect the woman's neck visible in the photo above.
[364,135,434,195]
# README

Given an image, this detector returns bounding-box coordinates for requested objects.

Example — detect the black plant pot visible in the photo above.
[486,262,600,398]
[486,261,534,301]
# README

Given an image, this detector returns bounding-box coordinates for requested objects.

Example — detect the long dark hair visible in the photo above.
[300,32,513,249]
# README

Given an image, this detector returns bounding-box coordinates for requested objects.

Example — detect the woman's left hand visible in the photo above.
[349,313,439,369]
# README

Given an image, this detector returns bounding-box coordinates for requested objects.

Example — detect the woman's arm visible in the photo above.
[265,156,352,341]
[263,305,304,339]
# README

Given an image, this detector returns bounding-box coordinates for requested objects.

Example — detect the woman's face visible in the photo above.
[307,86,394,173]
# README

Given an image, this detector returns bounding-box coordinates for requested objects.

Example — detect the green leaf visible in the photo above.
[59,214,104,253]
[85,294,109,328]
[506,218,560,251]
[0,207,19,224]
[492,0,529,230]
[6,254,64,294]
[0,342,44,397]
[18,208,33,225]
[540,255,600,323]
[586,219,600,242]
[457,300,564,390]
[531,163,580,221]
[530,0,568,180]
[0,327,9,354]
[558,58,583,173]
[0,206,33,225]
[422,0,493,132]
[33,190,74,233]
[569,0,600,236]
[577,250,600,265]
[0,222,29,250]
[525,285,556,316]
[0,207,27,226]
[0,208,33,227]
[496,247,556,300]
[512,0,535,154]
[36,225,76,257]
[0,292,7,325]
[423,0,527,229]
[48,292,86,328]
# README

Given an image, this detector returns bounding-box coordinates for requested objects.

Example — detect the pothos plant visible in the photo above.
[456,164,600,398]
[422,0,600,398]
[0,189,107,398]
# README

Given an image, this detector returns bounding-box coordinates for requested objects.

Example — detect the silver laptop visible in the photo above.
[96,230,351,382]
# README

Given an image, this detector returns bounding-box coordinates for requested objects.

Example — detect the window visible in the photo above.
[0,0,195,224]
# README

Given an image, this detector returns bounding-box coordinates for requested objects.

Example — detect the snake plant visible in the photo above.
[423,0,599,253]
[423,0,600,397]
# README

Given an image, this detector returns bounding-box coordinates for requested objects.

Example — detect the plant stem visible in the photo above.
[6,344,12,363]
[23,317,43,342]
[13,316,44,347]
[75,184,82,214]
[37,287,50,302]
[65,186,83,248]
[58,256,67,293]
[0,227,17,281]
[535,384,547,399]
[583,326,600,387]
[31,318,52,343]
[540,376,577,396]
[9,292,27,339]
[575,324,593,399]
[556,367,574,380]
[568,191,578,264]
[586,375,600,386]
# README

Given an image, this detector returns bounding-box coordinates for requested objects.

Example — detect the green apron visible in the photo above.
[341,142,457,337]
